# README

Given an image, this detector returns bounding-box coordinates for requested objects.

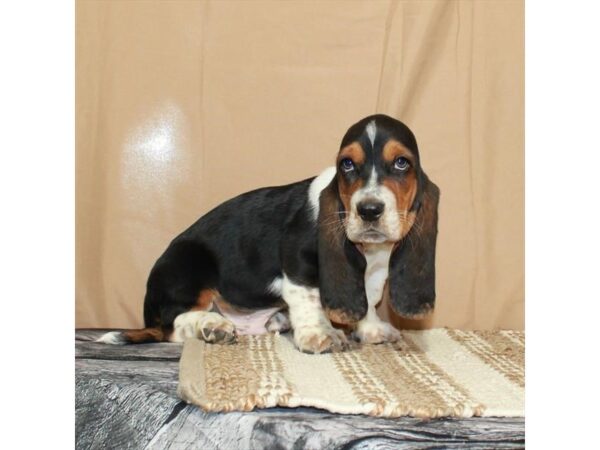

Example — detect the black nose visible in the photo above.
[357,201,385,222]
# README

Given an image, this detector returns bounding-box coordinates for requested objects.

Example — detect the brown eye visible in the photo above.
[394,157,410,171]
[340,158,355,172]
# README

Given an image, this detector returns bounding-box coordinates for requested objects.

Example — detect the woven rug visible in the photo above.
[178,328,524,418]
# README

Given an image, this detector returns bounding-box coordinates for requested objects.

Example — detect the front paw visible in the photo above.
[293,325,348,354]
[353,321,402,344]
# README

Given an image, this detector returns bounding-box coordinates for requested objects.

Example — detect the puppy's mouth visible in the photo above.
[352,228,390,244]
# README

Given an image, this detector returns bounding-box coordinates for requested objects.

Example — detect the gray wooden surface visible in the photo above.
[76,329,525,449]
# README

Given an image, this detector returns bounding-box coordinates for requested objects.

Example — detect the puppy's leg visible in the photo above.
[352,281,401,344]
[282,275,348,354]
[171,310,237,344]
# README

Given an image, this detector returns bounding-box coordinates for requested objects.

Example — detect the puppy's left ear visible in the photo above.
[388,173,440,318]
[317,178,368,324]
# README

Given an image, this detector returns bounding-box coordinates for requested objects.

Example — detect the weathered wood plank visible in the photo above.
[76,359,180,397]
[76,329,183,361]
[146,407,524,450]
[76,341,183,361]
[76,378,181,450]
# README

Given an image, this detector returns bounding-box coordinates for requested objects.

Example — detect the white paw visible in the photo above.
[293,324,348,354]
[353,320,402,344]
[172,311,237,344]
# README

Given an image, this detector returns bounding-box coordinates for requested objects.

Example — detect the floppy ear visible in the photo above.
[317,178,368,324]
[388,173,440,318]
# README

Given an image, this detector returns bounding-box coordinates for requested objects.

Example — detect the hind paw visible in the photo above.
[172,311,237,344]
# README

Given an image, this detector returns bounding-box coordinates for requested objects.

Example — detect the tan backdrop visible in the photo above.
[76,0,524,330]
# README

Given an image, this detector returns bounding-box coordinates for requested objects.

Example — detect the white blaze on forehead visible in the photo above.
[365,120,377,147]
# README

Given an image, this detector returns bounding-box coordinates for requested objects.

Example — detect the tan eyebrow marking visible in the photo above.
[337,142,366,165]
[382,140,415,164]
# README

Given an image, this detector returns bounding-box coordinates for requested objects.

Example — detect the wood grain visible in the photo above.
[76,329,524,449]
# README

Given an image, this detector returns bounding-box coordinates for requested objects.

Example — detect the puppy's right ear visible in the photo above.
[317,177,368,324]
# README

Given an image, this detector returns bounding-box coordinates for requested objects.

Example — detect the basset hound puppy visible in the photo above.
[98,114,440,354]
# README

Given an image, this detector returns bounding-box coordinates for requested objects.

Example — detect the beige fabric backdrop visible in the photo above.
[76,0,523,330]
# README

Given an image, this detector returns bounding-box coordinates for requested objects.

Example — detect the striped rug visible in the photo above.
[177,329,524,418]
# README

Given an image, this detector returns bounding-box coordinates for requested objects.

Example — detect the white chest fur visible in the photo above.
[362,242,394,306]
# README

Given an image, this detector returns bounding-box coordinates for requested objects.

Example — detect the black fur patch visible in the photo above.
[143,178,317,328]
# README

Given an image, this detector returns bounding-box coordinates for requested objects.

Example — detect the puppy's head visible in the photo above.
[318,115,439,322]
[335,115,421,244]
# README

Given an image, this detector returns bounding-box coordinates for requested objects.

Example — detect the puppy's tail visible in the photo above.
[96,327,167,345]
